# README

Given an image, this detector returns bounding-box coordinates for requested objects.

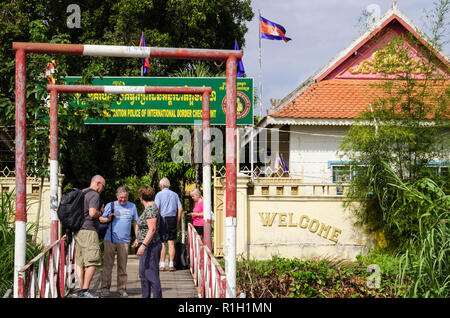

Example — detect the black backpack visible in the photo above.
[97,201,114,241]
[57,188,92,240]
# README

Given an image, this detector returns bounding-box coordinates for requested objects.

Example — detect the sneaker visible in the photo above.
[100,289,110,297]
[159,266,166,271]
[67,291,79,298]
[169,266,176,272]
[118,290,128,298]
[79,290,99,298]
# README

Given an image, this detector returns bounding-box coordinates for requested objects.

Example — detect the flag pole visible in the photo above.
[258,9,263,120]
[140,30,144,76]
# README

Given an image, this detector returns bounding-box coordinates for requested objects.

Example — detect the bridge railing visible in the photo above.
[17,235,77,298]
[187,223,226,298]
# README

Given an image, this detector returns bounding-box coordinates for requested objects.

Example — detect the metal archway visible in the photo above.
[13,42,239,298]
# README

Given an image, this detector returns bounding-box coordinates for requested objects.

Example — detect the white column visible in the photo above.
[13,221,26,297]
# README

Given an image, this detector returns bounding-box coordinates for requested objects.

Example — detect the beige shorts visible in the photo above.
[74,229,101,267]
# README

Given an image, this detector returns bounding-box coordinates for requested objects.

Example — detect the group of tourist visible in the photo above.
[73,175,204,298]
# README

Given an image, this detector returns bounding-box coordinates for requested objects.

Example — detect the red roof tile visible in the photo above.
[271,79,449,119]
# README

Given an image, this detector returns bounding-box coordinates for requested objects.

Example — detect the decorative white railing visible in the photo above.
[0,166,36,178]
[17,235,77,298]
[215,166,349,197]
[187,223,226,298]
[252,181,350,196]
[215,165,291,179]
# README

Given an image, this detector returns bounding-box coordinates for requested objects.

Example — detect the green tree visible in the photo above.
[0,0,253,189]
[170,61,226,189]
[0,17,111,179]
[147,127,195,196]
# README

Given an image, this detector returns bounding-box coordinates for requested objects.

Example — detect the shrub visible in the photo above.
[398,219,450,298]
[234,255,399,298]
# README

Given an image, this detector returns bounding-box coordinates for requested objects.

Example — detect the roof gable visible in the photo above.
[319,16,450,81]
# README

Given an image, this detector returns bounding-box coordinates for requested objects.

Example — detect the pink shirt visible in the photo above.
[192,201,204,226]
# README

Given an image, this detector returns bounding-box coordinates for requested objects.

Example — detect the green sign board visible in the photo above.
[66,77,253,125]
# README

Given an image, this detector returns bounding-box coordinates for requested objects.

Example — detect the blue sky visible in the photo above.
[241,0,450,117]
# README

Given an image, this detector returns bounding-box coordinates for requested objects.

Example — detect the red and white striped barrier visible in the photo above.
[12,43,242,61]
[188,223,226,298]
[46,84,212,95]
[17,235,77,298]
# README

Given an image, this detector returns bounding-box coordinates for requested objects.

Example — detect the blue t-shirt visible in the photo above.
[155,188,182,217]
[102,201,138,243]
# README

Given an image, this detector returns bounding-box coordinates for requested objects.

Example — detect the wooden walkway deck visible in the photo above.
[70,255,198,298]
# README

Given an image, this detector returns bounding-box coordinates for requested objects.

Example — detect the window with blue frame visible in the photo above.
[425,162,449,176]
[328,161,448,195]
[329,161,352,195]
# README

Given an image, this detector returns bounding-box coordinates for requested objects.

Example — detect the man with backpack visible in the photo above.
[99,186,138,298]
[74,175,106,298]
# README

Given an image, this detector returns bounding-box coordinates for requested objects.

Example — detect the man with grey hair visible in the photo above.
[155,177,183,271]
[99,186,138,297]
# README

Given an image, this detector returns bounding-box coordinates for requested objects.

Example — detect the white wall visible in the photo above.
[0,176,63,246]
[213,175,371,261]
[288,126,349,182]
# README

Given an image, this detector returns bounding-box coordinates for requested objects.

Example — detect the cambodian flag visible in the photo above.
[139,32,150,74]
[260,16,292,42]
[234,40,245,77]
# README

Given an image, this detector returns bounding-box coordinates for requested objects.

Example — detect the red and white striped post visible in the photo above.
[14,48,27,298]
[49,89,59,250]
[225,55,237,298]
[202,91,213,251]
[13,42,241,298]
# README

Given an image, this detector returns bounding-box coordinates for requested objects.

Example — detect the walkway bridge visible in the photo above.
[13,224,226,298]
